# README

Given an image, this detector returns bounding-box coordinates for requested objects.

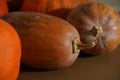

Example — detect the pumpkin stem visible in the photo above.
[72,38,97,53]
[73,26,103,53]
[91,26,103,37]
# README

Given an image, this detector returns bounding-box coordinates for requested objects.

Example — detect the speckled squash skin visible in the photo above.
[67,2,120,55]
[1,12,80,70]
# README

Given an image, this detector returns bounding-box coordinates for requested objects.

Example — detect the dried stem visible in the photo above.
[73,26,103,53]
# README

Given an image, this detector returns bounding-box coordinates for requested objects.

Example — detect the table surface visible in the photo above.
[18,0,120,80]
[18,46,120,80]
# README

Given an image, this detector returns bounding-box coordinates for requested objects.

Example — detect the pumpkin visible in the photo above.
[20,0,92,19]
[0,19,21,80]
[0,0,8,16]
[67,2,120,55]
[7,0,24,11]
[1,12,97,69]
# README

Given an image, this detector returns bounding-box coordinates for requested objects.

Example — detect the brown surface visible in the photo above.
[18,46,120,80]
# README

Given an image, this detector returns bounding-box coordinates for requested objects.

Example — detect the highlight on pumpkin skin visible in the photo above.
[0,0,8,16]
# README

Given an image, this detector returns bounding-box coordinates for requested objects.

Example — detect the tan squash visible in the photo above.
[67,2,120,55]
[1,12,98,69]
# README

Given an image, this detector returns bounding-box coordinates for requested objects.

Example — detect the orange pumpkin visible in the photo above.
[20,0,92,19]
[0,0,8,16]
[67,2,120,55]
[0,19,21,80]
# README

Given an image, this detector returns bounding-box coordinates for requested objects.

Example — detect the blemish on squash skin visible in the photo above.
[1,12,58,30]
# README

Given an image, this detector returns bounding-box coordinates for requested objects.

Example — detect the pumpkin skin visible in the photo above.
[0,19,21,80]
[1,12,81,70]
[0,0,8,16]
[67,2,120,55]
[20,0,92,19]
[7,0,24,11]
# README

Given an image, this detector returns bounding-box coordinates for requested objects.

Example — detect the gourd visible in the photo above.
[20,0,92,19]
[67,2,120,55]
[1,12,99,69]
[0,19,21,80]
